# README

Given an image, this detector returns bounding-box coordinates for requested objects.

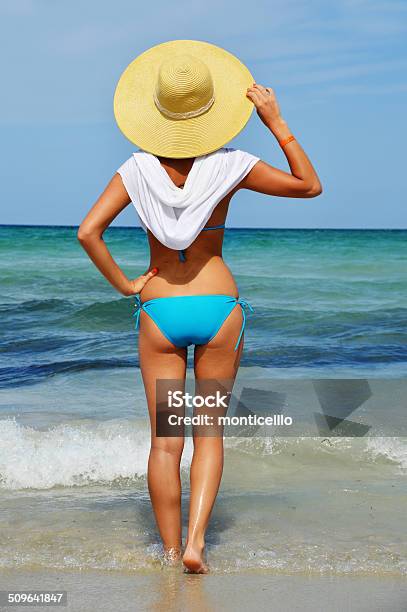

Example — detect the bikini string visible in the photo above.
[226,297,254,351]
[132,294,143,330]
[178,224,225,263]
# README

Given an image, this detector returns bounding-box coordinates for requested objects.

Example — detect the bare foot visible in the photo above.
[163,546,183,566]
[182,543,209,574]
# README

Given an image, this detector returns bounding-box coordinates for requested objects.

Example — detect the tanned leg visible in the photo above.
[138,310,187,559]
[183,305,244,573]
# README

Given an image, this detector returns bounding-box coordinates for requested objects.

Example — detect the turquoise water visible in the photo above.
[1,226,406,384]
[0,225,406,575]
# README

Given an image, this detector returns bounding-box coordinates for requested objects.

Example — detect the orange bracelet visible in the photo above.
[279,135,295,147]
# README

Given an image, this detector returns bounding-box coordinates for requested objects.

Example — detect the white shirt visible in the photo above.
[116,147,260,250]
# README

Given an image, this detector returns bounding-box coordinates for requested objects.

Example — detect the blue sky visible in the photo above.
[0,0,406,228]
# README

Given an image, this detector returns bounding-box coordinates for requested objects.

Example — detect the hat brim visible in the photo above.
[113,39,256,158]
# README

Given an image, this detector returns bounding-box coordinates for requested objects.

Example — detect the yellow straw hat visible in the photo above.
[113,39,256,158]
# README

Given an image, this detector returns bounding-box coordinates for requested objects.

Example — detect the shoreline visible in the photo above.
[1,568,406,611]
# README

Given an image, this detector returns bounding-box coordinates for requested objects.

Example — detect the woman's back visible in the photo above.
[141,176,239,301]
[116,148,260,302]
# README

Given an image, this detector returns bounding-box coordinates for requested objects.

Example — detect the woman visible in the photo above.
[77,40,322,574]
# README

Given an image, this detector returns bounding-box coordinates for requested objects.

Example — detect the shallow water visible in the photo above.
[0,226,406,575]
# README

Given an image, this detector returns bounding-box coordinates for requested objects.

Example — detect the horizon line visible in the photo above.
[0,224,406,232]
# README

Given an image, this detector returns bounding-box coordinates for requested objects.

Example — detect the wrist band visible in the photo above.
[279,135,295,147]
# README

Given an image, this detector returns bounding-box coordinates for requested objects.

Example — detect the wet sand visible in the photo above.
[0,569,407,611]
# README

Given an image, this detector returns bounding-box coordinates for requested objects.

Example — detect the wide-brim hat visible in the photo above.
[113,39,255,158]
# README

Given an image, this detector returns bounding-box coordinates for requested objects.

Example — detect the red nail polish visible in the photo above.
[152,267,158,274]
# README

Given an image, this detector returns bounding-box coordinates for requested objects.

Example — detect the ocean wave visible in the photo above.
[0,297,134,330]
[0,358,137,388]
[60,299,136,332]
[225,435,407,472]
[0,418,152,490]
[0,418,405,491]
[0,298,75,318]
[366,437,407,470]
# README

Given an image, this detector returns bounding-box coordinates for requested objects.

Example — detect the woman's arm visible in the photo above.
[77,173,158,296]
[243,83,323,198]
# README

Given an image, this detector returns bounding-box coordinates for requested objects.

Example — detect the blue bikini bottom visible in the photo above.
[133,294,253,352]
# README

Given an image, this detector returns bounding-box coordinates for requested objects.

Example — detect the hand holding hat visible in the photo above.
[246,83,284,130]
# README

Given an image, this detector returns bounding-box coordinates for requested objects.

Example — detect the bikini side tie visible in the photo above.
[226,297,254,351]
[133,294,143,330]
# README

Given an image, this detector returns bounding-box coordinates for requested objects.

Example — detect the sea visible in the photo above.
[0,225,406,576]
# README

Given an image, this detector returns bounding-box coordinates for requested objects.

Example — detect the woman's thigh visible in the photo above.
[194,304,244,379]
[192,306,244,436]
[138,310,187,449]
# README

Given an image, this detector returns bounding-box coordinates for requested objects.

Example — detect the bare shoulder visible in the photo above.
[91,171,132,209]
[113,171,132,202]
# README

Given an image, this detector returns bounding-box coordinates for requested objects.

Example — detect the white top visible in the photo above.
[116,147,260,251]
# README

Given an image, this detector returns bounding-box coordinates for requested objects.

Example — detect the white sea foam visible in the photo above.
[1,418,406,490]
[0,418,195,490]
[366,436,407,470]
[0,418,148,489]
